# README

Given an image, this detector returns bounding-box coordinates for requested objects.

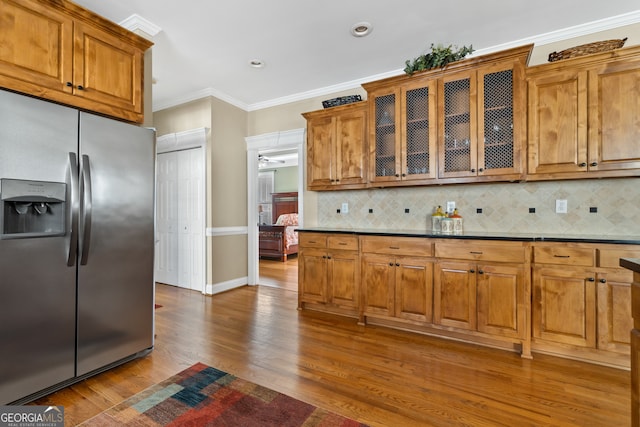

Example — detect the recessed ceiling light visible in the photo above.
[249,59,265,68]
[351,21,372,37]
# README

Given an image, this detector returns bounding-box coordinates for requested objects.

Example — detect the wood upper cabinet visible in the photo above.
[304,102,368,190]
[527,46,640,178]
[366,78,438,184]
[363,45,529,187]
[0,0,152,123]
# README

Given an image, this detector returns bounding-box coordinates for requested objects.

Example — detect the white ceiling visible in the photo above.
[72,0,640,112]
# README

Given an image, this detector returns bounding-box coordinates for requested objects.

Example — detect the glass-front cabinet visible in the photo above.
[439,64,522,179]
[368,79,437,184]
[364,45,529,186]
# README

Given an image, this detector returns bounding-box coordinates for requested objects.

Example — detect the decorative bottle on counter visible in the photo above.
[450,208,463,234]
[431,205,446,232]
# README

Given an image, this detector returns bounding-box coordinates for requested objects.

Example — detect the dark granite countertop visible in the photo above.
[620,258,640,273]
[295,227,640,245]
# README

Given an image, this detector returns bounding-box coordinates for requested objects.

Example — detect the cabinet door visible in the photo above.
[307,116,335,188]
[335,108,367,186]
[477,263,523,338]
[439,70,478,178]
[527,69,588,174]
[327,250,360,309]
[0,0,74,94]
[434,261,476,330]
[588,61,640,171]
[478,64,523,177]
[73,20,145,116]
[395,257,433,322]
[401,80,437,181]
[371,89,401,182]
[597,271,633,354]
[299,248,328,303]
[532,266,596,347]
[362,254,395,316]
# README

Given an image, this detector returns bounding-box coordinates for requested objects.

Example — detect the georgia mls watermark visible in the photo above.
[0,406,64,427]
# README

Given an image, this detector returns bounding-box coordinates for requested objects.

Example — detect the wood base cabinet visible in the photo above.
[360,236,433,324]
[298,233,360,315]
[0,0,152,123]
[532,243,639,367]
[434,240,530,357]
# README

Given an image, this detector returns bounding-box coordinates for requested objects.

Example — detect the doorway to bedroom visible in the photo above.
[257,149,299,291]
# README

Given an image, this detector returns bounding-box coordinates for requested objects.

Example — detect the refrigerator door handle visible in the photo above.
[67,152,79,266]
[79,154,93,265]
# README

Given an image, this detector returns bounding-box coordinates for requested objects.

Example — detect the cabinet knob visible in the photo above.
[590,162,598,167]
[579,162,587,167]
[587,277,595,282]
[66,82,73,87]
[469,269,475,273]
[478,168,484,173]
[401,173,406,177]
[335,179,340,182]
[389,262,394,266]
[599,278,607,283]
[77,85,84,90]
[478,270,484,275]
[396,263,400,267]
[395,174,400,178]
[471,169,476,173]
[327,256,332,259]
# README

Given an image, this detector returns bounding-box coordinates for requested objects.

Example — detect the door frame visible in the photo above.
[246,128,305,285]
[156,127,208,293]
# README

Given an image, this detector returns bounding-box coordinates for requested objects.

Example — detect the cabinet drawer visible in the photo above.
[598,247,640,269]
[360,235,432,256]
[533,246,595,266]
[299,233,327,248]
[435,240,526,263]
[328,235,359,251]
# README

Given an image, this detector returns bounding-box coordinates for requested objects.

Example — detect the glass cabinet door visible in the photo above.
[373,92,399,180]
[440,72,476,178]
[403,80,436,180]
[480,68,516,174]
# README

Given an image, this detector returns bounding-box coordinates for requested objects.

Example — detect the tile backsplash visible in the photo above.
[317,178,640,235]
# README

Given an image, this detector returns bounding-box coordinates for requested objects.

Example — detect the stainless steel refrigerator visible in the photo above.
[0,89,155,404]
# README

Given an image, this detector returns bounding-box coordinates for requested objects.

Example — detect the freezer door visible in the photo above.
[76,112,155,376]
[0,90,78,404]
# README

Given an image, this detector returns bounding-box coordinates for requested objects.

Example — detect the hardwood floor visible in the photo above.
[34,267,629,426]
[259,256,298,292]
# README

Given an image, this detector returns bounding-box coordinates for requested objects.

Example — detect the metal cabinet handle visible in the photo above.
[389,262,394,266]
[478,168,484,172]
[389,246,400,250]
[471,168,476,173]
[554,255,570,258]
[470,269,476,273]
[587,277,595,282]
[66,82,73,87]
[396,263,400,267]
[579,162,587,167]
[599,278,607,283]
[478,270,484,275]
[77,85,85,90]
[590,162,598,167]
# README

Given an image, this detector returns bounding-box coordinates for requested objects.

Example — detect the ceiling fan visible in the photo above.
[258,154,285,165]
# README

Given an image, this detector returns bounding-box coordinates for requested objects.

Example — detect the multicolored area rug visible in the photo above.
[80,362,368,426]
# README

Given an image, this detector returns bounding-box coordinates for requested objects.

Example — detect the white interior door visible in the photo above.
[156,151,179,286]
[178,148,204,290]
[156,147,204,291]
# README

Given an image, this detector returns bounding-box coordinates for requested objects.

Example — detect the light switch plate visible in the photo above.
[446,201,455,213]
[555,199,568,214]
[341,202,349,214]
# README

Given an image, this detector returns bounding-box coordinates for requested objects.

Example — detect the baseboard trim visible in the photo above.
[205,276,248,295]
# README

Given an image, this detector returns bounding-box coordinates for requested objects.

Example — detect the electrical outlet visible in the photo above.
[446,201,455,213]
[341,202,349,214]
[555,199,568,214]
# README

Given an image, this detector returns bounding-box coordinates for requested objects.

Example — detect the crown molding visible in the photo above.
[154,11,640,113]
[118,14,162,38]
